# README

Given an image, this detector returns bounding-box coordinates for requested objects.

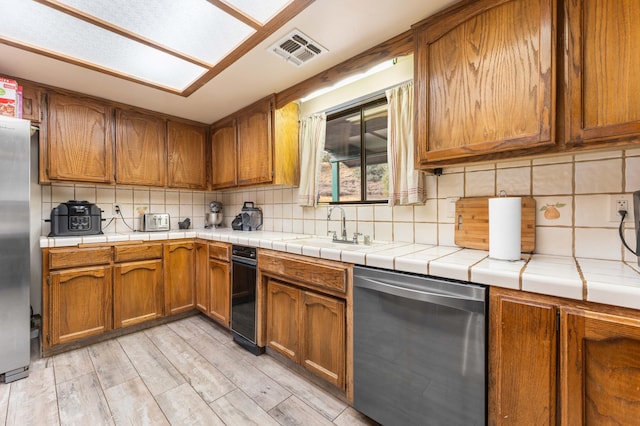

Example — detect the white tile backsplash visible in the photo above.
[626,156,640,192]
[437,172,464,198]
[39,148,638,261]
[575,159,622,194]
[465,169,495,196]
[497,167,531,196]
[533,163,573,195]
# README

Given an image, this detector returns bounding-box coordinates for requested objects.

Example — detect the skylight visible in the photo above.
[0,0,311,94]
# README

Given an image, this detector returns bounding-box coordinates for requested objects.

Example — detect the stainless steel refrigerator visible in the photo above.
[0,116,31,383]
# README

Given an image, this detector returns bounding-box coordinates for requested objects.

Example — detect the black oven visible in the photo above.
[230,245,264,355]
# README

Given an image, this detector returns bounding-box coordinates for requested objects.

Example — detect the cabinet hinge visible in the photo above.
[46,276,50,286]
[46,334,50,343]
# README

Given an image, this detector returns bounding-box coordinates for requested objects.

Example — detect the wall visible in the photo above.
[40,184,216,236]
[220,148,640,263]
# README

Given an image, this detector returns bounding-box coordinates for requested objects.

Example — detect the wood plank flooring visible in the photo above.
[0,315,376,425]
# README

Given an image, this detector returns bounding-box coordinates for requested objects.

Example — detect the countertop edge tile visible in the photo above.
[41,230,640,311]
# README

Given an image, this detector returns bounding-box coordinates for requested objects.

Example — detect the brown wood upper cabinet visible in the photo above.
[210,95,299,190]
[413,0,556,167]
[21,84,42,123]
[115,109,166,187]
[167,121,208,190]
[563,0,640,145]
[45,92,114,183]
[211,118,237,189]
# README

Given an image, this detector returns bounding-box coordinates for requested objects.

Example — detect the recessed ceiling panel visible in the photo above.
[55,0,256,66]
[1,1,207,90]
[224,0,293,24]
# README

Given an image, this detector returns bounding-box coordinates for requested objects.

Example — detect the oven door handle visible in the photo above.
[232,256,257,267]
[355,276,484,313]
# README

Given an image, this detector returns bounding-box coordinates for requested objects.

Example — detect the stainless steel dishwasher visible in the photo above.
[353,266,487,426]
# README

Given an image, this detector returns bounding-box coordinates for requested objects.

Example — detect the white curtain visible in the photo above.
[386,81,427,205]
[297,113,327,207]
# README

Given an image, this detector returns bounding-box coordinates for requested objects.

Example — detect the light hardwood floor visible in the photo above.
[0,315,376,425]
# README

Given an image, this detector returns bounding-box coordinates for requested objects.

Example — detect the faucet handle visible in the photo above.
[328,230,338,241]
[352,232,362,244]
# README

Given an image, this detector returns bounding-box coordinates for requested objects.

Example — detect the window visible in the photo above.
[318,98,389,203]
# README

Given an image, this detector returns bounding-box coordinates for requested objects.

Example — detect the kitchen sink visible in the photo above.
[285,236,390,250]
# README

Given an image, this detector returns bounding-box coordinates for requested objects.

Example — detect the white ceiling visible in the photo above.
[0,0,456,124]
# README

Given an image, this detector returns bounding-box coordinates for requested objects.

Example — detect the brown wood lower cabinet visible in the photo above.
[489,288,557,425]
[266,279,300,361]
[208,258,230,326]
[490,287,640,426]
[164,241,195,315]
[260,250,350,392]
[195,241,231,327]
[300,290,345,389]
[113,259,163,328]
[561,308,640,425]
[48,265,112,346]
[195,242,209,313]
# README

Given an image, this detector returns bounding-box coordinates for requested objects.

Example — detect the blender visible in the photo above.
[205,201,224,228]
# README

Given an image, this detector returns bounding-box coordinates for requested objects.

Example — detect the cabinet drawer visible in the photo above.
[114,243,163,262]
[259,251,347,294]
[49,247,112,269]
[209,242,230,262]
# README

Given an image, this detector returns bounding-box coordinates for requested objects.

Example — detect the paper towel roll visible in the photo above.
[489,197,521,261]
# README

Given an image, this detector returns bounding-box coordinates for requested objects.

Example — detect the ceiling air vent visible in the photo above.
[269,29,327,67]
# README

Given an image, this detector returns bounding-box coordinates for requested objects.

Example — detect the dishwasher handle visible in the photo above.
[355,276,485,314]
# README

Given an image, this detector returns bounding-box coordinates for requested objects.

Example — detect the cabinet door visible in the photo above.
[266,279,300,362]
[300,291,345,389]
[195,242,209,313]
[489,289,557,426]
[236,98,272,186]
[47,92,114,183]
[115,109,166,186]
[211,119,237,189]
[164,242,195,315]
[208,258,230,326]
[113,259,163,328]
[21,84,42,122]
[49,265,112,345]
[414,0,555,166]
[564,0,640,144]
[561,308,640,425]
[167,121,207,189]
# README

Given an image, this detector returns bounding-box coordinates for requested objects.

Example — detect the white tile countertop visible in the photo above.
[40,228,640,311]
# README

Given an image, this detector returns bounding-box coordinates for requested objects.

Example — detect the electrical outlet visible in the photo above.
[609,195,632,222]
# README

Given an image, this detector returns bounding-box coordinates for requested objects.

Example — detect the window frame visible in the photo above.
[323,96,389,205]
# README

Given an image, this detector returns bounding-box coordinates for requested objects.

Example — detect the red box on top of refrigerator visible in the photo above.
[0,77,18,118]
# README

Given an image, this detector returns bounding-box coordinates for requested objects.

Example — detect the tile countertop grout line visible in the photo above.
[624,261,640,275]
[519,256,533,292]
[574,257,588,301]
[425,247,465,276]
[466,254,489,283]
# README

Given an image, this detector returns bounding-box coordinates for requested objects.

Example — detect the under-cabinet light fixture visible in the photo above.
[300,59,396,102]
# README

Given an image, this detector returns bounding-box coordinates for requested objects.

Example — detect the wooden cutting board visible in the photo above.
[454,197,536,252]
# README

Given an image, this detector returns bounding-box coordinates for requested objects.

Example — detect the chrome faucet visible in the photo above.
[327,206,348,241]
